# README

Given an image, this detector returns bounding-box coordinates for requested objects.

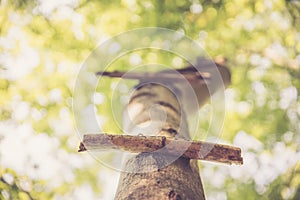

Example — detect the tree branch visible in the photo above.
[78,134,243,165]
[96,70,210,83]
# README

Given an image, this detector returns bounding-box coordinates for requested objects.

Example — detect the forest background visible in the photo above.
[0,0,300,199]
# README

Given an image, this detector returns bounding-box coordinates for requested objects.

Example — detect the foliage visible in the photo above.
[0,0,299,199]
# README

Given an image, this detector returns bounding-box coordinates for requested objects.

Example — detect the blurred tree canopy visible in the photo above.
[0,0,299,199]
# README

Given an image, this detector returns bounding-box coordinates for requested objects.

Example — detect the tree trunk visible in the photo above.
[115,83,205,200]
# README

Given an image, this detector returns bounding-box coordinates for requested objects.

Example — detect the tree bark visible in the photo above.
[79,134,243,165]
[115,84,205,200]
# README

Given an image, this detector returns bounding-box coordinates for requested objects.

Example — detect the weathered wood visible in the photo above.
[82,59,235,199]
[115,84,206,200]
[78,134,243,165]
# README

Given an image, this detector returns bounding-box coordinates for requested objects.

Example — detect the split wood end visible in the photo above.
[78,142,87,152]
